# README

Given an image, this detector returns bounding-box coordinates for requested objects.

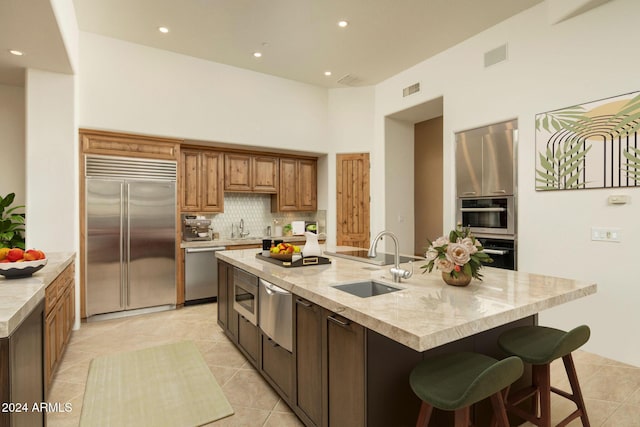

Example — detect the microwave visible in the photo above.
[456,196,515,237]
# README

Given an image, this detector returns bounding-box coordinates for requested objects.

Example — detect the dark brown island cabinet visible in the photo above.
[0,301,45,427]
[217,260,534,427]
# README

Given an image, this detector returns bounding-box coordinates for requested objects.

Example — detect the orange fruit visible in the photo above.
[0,247,10,261]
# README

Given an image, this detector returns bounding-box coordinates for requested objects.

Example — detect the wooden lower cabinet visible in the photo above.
[293,297,323,426]
[325,312,366,427]
[44,263,75,393]
[237,315,259,365]
[217,260,238,342]
[0,300,45,427]
[261,334,293,400]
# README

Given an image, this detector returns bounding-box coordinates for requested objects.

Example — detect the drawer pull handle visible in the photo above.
[296,298,312,308]
[328,315,350,327]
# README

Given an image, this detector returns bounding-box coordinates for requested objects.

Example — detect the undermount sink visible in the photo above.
[332,280,403,298]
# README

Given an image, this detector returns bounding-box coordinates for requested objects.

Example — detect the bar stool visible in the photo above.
[497,325,591,427]
[409,352,523,427]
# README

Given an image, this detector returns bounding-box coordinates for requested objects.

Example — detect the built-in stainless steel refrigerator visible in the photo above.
[85,155,177,319]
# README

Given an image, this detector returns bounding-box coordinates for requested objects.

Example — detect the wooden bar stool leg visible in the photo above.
[415,401,433,427]
[562,354,591,427]
[533,364,552,427]
[454,406,470,427]
[489,388,511,427]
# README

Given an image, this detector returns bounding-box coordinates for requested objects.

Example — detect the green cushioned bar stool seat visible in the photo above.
[498,325,591,427]
[409,352,523,427]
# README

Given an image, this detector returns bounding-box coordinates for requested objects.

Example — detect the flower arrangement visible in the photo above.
[421,225,493,281]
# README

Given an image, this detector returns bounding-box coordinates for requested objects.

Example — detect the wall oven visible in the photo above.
[233,269,258,325]
[478,237,516,271]
[456,196,515,237]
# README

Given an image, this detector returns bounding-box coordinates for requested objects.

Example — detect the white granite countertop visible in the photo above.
[180,235,313,249]
[216,247,597,352]
[0,252,75,338]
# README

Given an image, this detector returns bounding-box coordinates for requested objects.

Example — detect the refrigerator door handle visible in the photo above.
[124,182,130,308]
[120,182,126,309]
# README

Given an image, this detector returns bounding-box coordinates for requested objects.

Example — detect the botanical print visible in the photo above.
[535,91,640,190]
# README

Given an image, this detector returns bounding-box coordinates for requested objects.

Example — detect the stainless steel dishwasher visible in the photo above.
[184,246,226,304]
[258,279,293,352]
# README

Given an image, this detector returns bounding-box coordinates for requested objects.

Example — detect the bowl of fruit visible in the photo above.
[0,248,48,279]
[269,242,300,261]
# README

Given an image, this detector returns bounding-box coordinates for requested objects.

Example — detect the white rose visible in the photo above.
[436,257,455,273]
[460,237,478,254]
[424,248,438,262]
[433,236,449,248]
[447,242,471,265]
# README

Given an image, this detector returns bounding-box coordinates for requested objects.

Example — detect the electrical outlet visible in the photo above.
[591,227,621,242]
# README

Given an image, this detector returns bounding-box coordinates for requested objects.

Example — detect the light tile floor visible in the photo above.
[47,303,640,426]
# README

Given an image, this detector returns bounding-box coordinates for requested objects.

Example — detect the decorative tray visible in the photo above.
[256,253,332,268]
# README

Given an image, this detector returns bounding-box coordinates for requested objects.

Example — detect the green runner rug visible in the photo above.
[80,341,233,426]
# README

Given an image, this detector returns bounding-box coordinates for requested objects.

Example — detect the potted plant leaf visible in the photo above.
[0,193,26,249]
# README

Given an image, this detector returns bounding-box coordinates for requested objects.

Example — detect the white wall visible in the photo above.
[384,118,414,254]
[373,0,640,365]
[79,32,329,153]
[0,84,26,206]
[25,69,77,253]
[326,87,375,246]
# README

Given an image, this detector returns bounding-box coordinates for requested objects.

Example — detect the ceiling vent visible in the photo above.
[337,74,362,86]
[402,82,420,97]
[484,44,508,68]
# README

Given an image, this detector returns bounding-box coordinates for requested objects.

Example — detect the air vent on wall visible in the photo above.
[484,44,508,68]
[402,82,420,97]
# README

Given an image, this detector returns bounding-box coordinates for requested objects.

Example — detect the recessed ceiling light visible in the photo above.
[338,20,349,28]
[158,26,169,34]
[9,49,24,56]
[253,52,262,58]
[324,71,332,76]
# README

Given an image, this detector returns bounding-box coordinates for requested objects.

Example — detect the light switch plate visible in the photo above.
[591,227,621,242]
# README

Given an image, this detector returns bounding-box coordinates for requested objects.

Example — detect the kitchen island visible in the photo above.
[216,248,596,426]
[0,252,75,426]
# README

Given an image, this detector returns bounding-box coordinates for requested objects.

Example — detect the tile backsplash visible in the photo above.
[201,193,325,239]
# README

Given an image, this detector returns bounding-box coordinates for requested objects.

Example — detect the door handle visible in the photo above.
[483,249,509,255]
[296,298,312,308]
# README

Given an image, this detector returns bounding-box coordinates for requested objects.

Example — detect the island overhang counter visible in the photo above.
[216,248,597,353]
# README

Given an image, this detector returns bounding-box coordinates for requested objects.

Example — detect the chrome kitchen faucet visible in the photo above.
[368,231,413,283]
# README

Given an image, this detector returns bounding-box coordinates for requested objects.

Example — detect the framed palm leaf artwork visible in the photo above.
[535,90,640,191]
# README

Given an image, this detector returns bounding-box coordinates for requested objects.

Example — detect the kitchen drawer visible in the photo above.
[238,315,259,366]
[261,334,293,400]
[45,280,59,313]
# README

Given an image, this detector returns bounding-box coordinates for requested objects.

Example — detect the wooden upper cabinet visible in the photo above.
[224,153,278,193]
[252,156,278,193]
[224,153,252,191]
[80,129,180,160]
[180,149,224,212]
[201,151,225,211]
[273,157,317,212]
[298,159,317,211]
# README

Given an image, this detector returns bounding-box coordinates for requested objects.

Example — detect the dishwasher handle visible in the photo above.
[186,246,226,253]
[260,279,290,295]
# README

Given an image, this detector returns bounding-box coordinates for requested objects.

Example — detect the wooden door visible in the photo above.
[336,153,370,248]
